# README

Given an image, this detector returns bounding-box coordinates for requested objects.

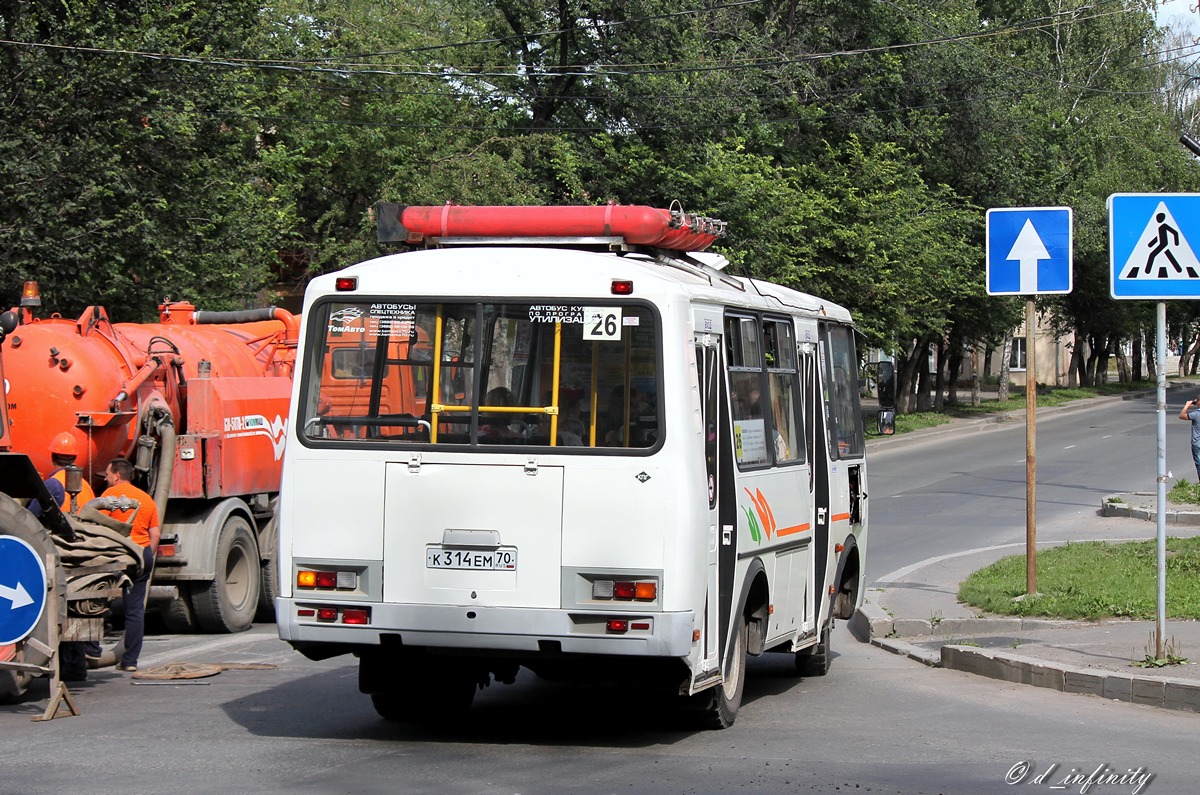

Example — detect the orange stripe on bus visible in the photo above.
[830,512,851,523]
[776,523,810,536]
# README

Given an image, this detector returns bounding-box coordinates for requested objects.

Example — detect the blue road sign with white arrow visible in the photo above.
[0,535,48,646]
[1110,193,1200,300]
[986,207,1073,296]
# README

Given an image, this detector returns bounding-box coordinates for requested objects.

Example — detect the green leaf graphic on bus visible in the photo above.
[742,505,761,544]
[743,487,776,544]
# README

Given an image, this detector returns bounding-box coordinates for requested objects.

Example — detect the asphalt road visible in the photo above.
[866,392,1189,580]
[3,392,1196,794]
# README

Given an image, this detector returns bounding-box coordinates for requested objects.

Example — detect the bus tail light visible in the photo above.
[607,619,629,633]
[297,569,359,591]
[303,606,372,625]
[593,578,658,601]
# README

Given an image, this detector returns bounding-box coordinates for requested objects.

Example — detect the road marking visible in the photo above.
[141,627,279,667]
[1064,444,1076,450]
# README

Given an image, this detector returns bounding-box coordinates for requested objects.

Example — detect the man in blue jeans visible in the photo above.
[100,458,160,673]
[1179,396,1200,481]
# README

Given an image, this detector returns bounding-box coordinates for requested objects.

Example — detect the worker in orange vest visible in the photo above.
[100,458,160,673]
[46,431,95,513]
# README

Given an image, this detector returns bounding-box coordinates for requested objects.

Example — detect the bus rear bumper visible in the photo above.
[276,598,695,658]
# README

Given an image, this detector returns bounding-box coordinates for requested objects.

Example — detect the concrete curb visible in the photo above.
[853,600,1068,640]
[853,602,1200,714]
[938,645,1200,713]
[1100,492,1200,525]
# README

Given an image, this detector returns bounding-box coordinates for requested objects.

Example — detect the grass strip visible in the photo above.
[958,537,1200,620]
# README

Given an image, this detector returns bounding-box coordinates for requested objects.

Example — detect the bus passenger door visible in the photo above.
[696,335,724,672]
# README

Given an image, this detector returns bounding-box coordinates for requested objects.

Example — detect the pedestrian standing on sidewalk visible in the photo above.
[100,458,160,673]
[1179,396,1200,480]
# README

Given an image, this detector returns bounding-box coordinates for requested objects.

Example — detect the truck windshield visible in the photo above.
[299,300,661,450]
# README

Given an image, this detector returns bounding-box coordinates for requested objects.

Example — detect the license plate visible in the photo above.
[426,546,518,571]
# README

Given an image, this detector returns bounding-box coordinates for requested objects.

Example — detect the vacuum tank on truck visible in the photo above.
[0,282,297,671]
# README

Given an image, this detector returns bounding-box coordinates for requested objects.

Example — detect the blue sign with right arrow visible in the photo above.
[0,535,48,646]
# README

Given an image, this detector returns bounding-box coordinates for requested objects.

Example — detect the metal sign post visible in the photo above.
[1154,304,1168,660]
[1109,193,1198,660]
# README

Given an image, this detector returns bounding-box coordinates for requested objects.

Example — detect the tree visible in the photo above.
[0,0,299,319]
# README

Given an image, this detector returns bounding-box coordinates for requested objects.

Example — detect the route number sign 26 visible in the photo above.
[583,307,623,341]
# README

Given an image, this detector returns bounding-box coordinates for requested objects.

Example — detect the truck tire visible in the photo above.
[191,516,260,633]
[0,494,64,703]
[160,591,200,633]
[254,556,278,623]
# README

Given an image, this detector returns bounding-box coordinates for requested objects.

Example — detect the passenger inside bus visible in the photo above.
[599,386,626,446]
[480,386,521,440]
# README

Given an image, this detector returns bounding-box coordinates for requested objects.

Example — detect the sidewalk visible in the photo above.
[855,380,1200,714]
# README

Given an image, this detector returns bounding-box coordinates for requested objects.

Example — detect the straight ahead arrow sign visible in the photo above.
[1007,219,1051,294]
[0,581,34,610]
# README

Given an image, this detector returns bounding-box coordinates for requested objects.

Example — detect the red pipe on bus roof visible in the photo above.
[377,203,726,252]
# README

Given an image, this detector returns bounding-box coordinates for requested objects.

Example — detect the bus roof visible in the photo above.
[311,244,854,326]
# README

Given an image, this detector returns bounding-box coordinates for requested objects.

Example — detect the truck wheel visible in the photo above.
[796,621,832,677]
[254,556,278,623]
[0,494,64,703]
[191,516,260,633]
[161,591,199,633]
[689,614,747,729]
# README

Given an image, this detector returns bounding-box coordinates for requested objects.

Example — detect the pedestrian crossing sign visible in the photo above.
[1110,193,1200,299]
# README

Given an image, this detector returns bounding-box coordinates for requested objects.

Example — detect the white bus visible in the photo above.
[276,204,884,729]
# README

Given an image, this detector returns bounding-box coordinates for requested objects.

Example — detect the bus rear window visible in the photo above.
[299,300,661,451]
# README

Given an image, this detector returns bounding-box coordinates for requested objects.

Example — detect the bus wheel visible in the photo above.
[191,516,260,633]
[0,494,64,703]
[693,614,747,729]
[796,621,832,677]
[369,668,476,722]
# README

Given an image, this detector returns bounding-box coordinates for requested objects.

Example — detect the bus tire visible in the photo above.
[368,668,476,722]
[191,516,259,633]
[796,620,832,677]
[0,494,64,703]
[692,614,747,729]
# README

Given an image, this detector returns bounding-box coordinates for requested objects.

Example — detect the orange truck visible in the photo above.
[0,281,297,701]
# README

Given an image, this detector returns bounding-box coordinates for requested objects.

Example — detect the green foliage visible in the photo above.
[959,538,1200,620]
[0,0,1197,360]
[1168,479,1200,506]
[0,0,300,319]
